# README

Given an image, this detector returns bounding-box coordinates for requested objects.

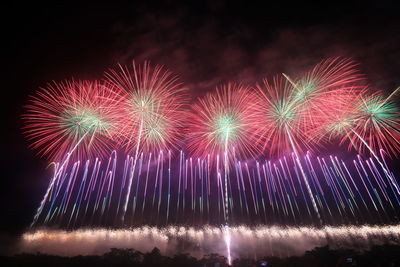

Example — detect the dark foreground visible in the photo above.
[1,244,399,267]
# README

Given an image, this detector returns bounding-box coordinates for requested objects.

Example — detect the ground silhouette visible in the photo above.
[1,244,399,266]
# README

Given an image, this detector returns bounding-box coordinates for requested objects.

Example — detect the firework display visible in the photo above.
[21,58,400,263]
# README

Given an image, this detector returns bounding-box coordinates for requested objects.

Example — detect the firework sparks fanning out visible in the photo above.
[312,88,360,142]
[255,58,364,156]
[317,88,400,158]
[187,83,261,161]
[22,80,118,161]
[105,61,188,154]
[350,91,400,157]
[254,76,312,156]
[288,57,362,105]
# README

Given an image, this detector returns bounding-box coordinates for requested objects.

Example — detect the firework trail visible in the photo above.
[105,61,188,224]
[30,149,400,227]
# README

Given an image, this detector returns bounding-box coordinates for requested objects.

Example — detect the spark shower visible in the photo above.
[21,58,400,262]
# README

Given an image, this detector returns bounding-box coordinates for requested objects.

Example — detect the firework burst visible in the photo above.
[22,80,118,161]
[105,61,188,154]
[286,57,363,105]
[308,87,363,143]
[255,58,363,157]
[187,83,262,161]
[315,87,400,157]
[349,90,400,156]
[254,76,313,156]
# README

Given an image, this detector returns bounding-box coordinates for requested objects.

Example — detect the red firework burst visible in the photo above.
[22,80,119,161]
[348,90,400,156]
[105,61,188,154]
[255,57,364,157]
[310,84,400,157]
[254,76,317,156]
[286,57,363,103]
[187,83,262,161]
[308,87,364,144]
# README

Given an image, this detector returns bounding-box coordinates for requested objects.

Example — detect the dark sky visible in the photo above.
[2,1,400,246]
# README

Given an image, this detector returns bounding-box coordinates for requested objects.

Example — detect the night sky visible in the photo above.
[2,1,400,252]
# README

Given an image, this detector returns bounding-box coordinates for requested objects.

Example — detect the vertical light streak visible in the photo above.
[286,126,321,223]
[351,129,400,195]
[121,118,144,224]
